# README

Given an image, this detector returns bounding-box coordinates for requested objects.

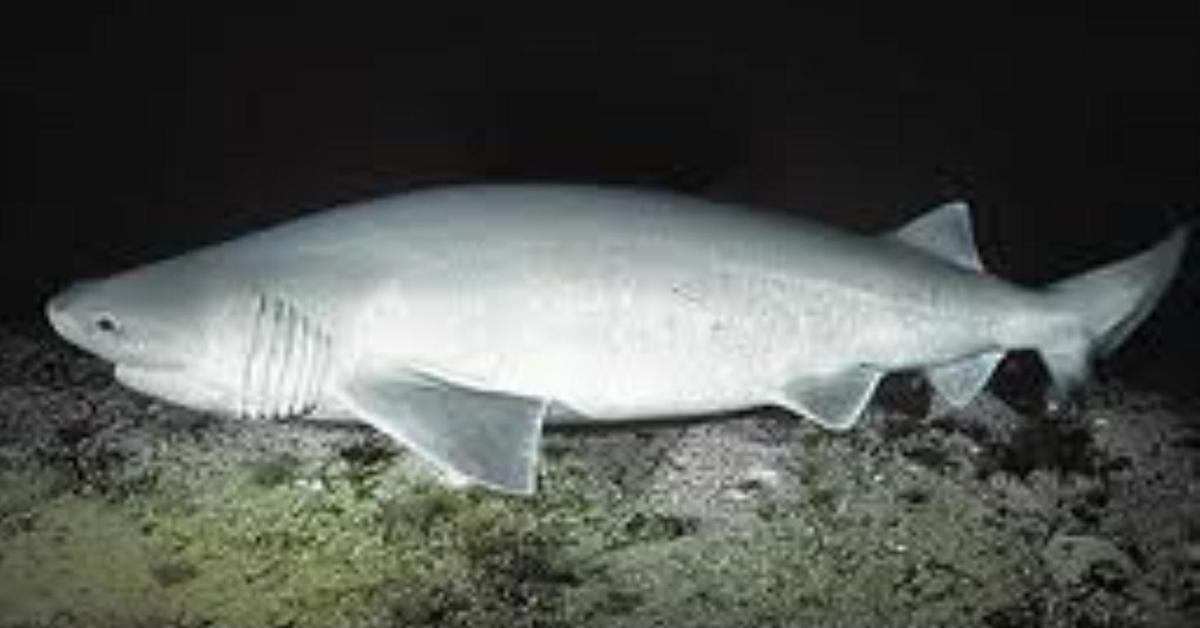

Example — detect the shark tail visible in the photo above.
[1038,225,1189,395]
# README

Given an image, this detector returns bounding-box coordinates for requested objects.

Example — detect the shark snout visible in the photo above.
[45,281,95,343]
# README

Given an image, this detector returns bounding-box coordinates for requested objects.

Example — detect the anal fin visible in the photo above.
[337,367,547,495]
[926,350,1004,407]
[775,366,883,430]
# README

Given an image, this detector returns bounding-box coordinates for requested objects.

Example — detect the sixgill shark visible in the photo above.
[46,184,1189,494]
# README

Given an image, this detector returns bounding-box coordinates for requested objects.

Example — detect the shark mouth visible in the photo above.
[114,363,228,413]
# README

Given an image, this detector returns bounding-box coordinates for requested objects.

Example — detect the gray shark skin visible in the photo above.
[45,184,1189,494]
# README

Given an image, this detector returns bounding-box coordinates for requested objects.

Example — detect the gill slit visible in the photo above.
[240,292,332,420]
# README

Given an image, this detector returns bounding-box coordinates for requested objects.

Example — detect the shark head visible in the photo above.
[45,259,246,412]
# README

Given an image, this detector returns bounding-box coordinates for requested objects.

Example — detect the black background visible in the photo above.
[3,6,1197,395]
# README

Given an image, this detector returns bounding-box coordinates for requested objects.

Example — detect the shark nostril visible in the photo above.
[46,294,67,322]
[47,287,75,315]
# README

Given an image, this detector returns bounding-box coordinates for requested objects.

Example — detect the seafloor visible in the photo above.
[0,322,1196,628]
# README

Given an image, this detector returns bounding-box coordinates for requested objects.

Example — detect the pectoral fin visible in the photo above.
[776,366,883,430]
[926,350,1004,407]
[337,368,547,495]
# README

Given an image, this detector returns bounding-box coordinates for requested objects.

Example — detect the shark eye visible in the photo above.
[93,312,121,334]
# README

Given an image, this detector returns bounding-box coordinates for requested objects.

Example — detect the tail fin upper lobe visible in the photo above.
[1040,226,1190,395]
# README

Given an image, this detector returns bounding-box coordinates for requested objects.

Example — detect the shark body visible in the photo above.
[46,184,1189,493]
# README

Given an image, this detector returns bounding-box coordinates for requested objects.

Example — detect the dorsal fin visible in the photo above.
[889,201,984,271]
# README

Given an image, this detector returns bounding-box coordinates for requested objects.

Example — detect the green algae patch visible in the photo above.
[0,494,166,626]
[129,455,625,628]
[0,447,628,628]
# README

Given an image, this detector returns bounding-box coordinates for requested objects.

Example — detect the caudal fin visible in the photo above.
[1040,226,1189,395]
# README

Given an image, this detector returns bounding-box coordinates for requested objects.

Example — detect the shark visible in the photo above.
[45,184,1189,494]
